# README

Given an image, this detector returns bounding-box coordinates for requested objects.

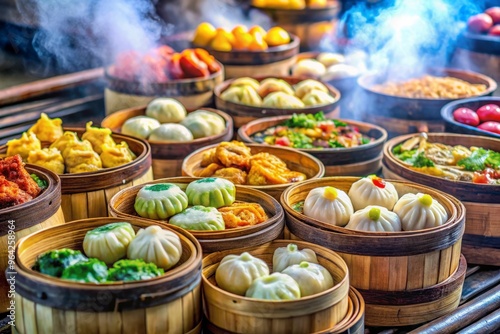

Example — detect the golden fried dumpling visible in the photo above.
[28,113,63,143]
[61,138,94,159]
[6,132,41,160]
[100,141,136,168]
[262,92,305,108]
[294,79,329,99]
[220,85,262,107]
[50,131,80,154]
[81,121,115,154]
[257,78,294,98]
[230,77,260,91]
[65,147,102,173]
[27,148,65,174]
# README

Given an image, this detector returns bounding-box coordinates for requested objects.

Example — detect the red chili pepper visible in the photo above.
[179,49,210,78]
[194,48,221,74]
[371,176,386,188]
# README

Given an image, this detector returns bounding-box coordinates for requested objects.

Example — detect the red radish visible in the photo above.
[468,13,494,33]
[489,24,500,36]
[485,7,500,24]
[476,104,500,122]
[478,121,500,134]
[453,107,480,126]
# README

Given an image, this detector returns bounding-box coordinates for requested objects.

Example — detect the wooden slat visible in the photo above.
[457,308,500,334]
[461,267,500,304]
[34,304,53,334]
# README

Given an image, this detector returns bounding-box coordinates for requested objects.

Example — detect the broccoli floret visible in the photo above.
[33,248,88,277]
[30,174,48,189]
[107,259,164,282]
[61,258,109,283]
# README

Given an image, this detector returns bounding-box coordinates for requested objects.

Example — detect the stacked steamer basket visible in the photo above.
[0,128,153,221]
[214,76,341,129]
[12,217,203,334]
[237,115,387,176]
[281,177,466,327]
[201,240,364,334]
[250,1,341,51]
[101,105,234,179]
[0,165,65,312]
[181,143,326,200]
[383,133,500,266]
[108,177,285,255]
[104,46,224,114]
[357,68,497,138]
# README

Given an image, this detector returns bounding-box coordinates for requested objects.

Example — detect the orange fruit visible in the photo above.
[193,22,217,46]
[232,32,254,50]
[248,34,268,51]
[215,28,235,45]
[265,27,291,46]
[249,25,267,39]
[232,25,248,36]
[210,34,233,52]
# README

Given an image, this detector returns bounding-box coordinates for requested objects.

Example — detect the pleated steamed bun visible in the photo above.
[393,193,448,231]
[348,176,399,211]
[303,186,353,227]
[345,206,402,232]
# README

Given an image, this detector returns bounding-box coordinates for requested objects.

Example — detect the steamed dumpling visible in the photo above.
[245,273,301,300]
[321,64,360,81]
[134,183,188,219]
[180,110,226,139]
[348,176,399,211]
[301,89,335,106]
[273,243,318,273]
[230,77,260,91]
[282,261,334,297]
[127,225,182,269]
[317,53,345,67]
[220,85,262,107]
[169,205,225,231]
[262,92,305,108]
[345,206,402,232]
[121,116,160,139]
[27,148,65,174]
[185,177,236,208]
[145,98,187,123]
[148,123,193,142]
[7,132,41,160]
[303,186,353,227]
[294,79,329,99]
[292,59,326,79]
[257,78,294,98]
[216,252,269,296]
[83,222,136,264]
[393,193,448,231]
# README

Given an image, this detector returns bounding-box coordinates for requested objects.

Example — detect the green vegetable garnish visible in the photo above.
[394,150,435,168]
[30,174,47,189]
[33,249,88,277]
[194,177,217,183]
[107,259,164,282]
[284,112,326,129]
[145,184,173,192]
[61,258,108,283]
[86,222,133,236]
[360,137,371,145]
[457,148,500,172]
[368,207,381,221]
[328,140,345,148]
[419,194,433,206]
[332,119,347,127]
[292,201,304,212]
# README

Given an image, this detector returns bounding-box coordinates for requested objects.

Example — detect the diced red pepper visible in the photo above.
[371,176,386,188]
[275,136,291,147]
[472,172,491,184]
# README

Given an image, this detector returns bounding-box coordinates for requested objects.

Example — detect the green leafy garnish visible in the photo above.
[284,112,326,129]
[288,131,314,148]
[107,259,164,282]
[457,148,500,171]
[30,174,47,189]
[292,201,304,213]
[395,150,435,168]
[360,137,371,145]
[328,140,345,148]
[392,144,403,155]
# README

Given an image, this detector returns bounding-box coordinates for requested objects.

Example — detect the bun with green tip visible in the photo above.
[186,177,236,209]
[169,205,225,231]
[134,183,188,220]
[345,205,402,232]
[393,193,448,231]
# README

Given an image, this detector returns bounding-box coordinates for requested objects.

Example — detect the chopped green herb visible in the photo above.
[30,174,47,189]
[360,137,371,145]
[458,148,500,172]
[328,140,345,148]
[332,119,347,127]
[292,201,304,213]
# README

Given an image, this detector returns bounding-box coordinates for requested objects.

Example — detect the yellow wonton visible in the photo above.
[50,131,80,155]
[65,148,102,174]
[100,141,136,168]
[27,148,65,174]
[6,132,41,160]
[29,113,63,143]
[81,121,115,155]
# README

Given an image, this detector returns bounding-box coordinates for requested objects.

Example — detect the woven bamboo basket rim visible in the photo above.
[383,132,500,202]
[357,68,497,101]
[237,115,387,157]
[15,217,202,289]
[214,75,341,113]
[108,176,284,239]
[281,176,462,237]
[358,254,467,306]
[182,143,325,190]
[202,239,349,313]
[0,127,152,193]
[101,106,234,146]
[0,164,61,235]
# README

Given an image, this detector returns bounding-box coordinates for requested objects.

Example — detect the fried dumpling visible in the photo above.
[6,132,41,160]
[220,85,262,107]
[100,141,136,168]
[257,78,294,98]
[294,79,329,99]
[81,121,115,154]
[27,148,65,174]
[28,113,63,143]
[50,131,80,155]
[262,92,305,108]
[64,139,102,173]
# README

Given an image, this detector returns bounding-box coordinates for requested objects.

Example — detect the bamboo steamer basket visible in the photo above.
[281,176,466,326]
[199,35,300,79]
[0,165,65,312]
[0,128,153,221]
[202,240,349,333]
[237,115,387,176]
[356,68,497,138]
[101,106,234,179]
[383,132,500,266]
[12,217,203,334]
[204,286,365,334]
[108,177,285,254]
[104,63,224,115]
[182,143,325,200]
[214,76,341,129]
[251,1,341,51]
